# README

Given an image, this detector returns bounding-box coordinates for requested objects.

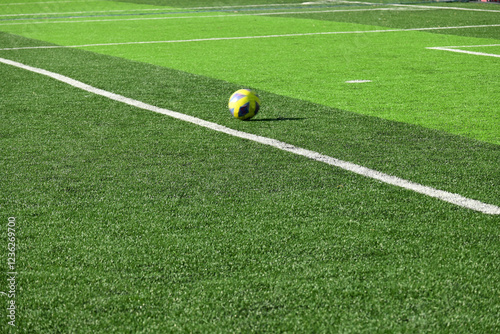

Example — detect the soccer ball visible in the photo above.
[228,89,261,120]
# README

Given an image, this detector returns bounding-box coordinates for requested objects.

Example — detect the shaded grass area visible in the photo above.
[280,5,500,39]
[1,32,499,332]
[1,32,499,206]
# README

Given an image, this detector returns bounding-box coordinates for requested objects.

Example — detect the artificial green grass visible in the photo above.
[82,28,498,145]
[2,1,500,332]
[2,31,499,206]
[2,5,498,145]
[0,0,164,17]
[116,0,307,7]
[1,29,500,333]
[282,4,500,39]
[115,0,467,6]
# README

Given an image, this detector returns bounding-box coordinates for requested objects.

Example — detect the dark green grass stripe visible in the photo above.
[2,60,499,334]
[1,32,498,207]
[4,55,499,214]
[276,6,500,39]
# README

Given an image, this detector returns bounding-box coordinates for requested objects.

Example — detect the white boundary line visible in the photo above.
[0,1,339,6]
[0,0,97,5]
[2,24,500,51]
[392,4,500,13]
[1,56,498,215]
[435,43,500,48]
[0,7,431,25]
[0,8,178,17]
[345,79,372,83]
[427,44,500,58]
[0,6,426,19]
[428,47,500,58]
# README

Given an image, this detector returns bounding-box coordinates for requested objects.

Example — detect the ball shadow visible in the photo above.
[251,117,307,122]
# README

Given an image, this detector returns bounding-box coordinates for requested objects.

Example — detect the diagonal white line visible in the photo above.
[427,44,500,58]
[430,44,500,49]
[427,47,500,58]
[1,56,499,215]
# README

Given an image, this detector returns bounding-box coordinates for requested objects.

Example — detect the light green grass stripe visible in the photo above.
[2,24,500,51]
[2,7,497,144]
[1,55,499,215]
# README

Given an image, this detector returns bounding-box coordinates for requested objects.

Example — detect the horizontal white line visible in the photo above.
[0,0,98,5]
[2,24,500,51]
[392,3,500,13]
[345,79,372,83]
[0,2,369,17]
[0,5,427,19]
[0,7,429,25]
[188,2,352,9]
[1,56,498,215]
[0,7,176,17]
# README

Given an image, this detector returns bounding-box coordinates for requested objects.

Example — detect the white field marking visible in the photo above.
[427,44,500,58]
[0,1,366,9]
[188,2,352,9]
[434,44,500,48]
[0,0,98,5]
[0,7,430,25]
[345,80,372,83]
[0,8,177,17]
[0,4,421,18]
[1,56,499,215]
[428,47,500,58]
[0,1,348,17]
[303,0,374,3]
[392,3,500,13]
[2,24,500,51]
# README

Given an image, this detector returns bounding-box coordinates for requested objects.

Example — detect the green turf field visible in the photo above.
[1,0,499,332]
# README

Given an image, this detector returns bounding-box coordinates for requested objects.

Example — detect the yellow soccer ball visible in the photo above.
[228,89,261,120]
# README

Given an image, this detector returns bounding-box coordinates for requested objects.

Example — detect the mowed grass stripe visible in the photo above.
[2,55,499,215]
[280,5,500,39]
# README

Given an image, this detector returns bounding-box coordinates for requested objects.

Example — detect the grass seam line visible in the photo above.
[1,56,499,215]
